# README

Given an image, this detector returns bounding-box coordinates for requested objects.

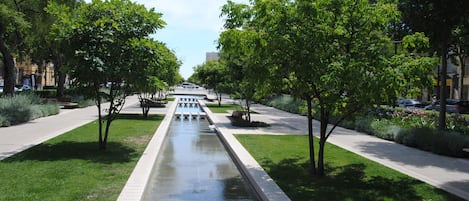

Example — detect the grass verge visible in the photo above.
[236,135,463,201]
[206,103,244,113]
[0,114,163,201]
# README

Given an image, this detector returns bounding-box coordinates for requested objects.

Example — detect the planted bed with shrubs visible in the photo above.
[261,95,469,158]
[0,94,59,127]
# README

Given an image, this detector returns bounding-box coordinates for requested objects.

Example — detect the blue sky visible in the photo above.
[86,0,249,79]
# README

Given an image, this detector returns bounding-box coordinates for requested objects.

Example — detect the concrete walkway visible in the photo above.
[207,101,469,200]
[0,95,151,160]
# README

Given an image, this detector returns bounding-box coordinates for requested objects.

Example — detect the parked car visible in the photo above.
[426,99,469,114]
[397,99,424,108]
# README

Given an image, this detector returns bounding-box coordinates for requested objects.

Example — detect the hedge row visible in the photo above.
[261,95,469,158]
[0,94,59,127]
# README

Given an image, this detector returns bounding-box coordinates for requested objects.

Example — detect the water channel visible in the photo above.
[143,96,258,201]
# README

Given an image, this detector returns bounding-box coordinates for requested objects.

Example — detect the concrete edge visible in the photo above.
[199,100,291,201]
[117,100,178,201]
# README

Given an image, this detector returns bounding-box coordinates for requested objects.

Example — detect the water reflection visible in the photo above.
[143,98,257,201]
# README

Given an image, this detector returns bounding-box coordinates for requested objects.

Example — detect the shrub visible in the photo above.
[0,95,32,125]
[0,114,10,127]
[412,127,437,152]
[261,95,307,115]
[354,116,374,134]
[0,94,59,126]
[370,119,401,140]
[395,128,417,147]
[432,130,469,157]
[396,127,469,157]
[230,117,270,127]
[35,90,56,98]
[338,118,355,130]
[30,104,60,120]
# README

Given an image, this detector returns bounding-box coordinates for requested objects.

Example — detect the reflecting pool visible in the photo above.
[143,97,258,201]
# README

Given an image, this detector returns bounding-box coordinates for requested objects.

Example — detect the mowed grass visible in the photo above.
[236,135,463,201]
[0,114,163,201]
[206,103,244,113]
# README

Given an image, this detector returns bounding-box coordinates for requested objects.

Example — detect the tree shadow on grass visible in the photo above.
[115,113,164,121]
[259,157,461,201]
[3,141,137,164]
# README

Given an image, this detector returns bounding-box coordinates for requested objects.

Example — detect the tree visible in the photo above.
[219,0,433,177]
[32,0,84,97]
[130,39,180,117]
[48,0,165,150]
[0,1,30,95]
[218,28,271,122]
[192,61,229,106]
[399,0,469,129]
[452,19,469,100]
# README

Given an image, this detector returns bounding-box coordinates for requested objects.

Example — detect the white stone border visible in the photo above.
[117,100,178,201]
[200,100,291,201]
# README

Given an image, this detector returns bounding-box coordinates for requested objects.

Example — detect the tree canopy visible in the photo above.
[48,0,166,150]
[219,0,436,176]
[192,60,230,106]
[0,1,30,95]
[399,0,469,129]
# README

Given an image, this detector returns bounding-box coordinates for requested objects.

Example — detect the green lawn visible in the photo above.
[236,135,463,201]
[206,103,244,113]
[0,114,163,201]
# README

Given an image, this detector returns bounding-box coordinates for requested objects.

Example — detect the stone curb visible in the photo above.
[117,100,178,201]
[200,100,291,201]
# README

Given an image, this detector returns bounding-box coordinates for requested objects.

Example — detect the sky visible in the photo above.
[86,0,249,80]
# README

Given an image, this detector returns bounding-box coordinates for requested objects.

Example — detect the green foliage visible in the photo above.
[30,104,60,120]
[0,114,10,127]
[230,118,269,127]
[353,116,374,134]
[192,61,230,105]
[35,90,57,98]
[0,95,33,125]
[402,32,430,52]
[261,95,307,116]
[370,119,402,140]
[0,94,60,126]
[206,103,243,113]
[48,0,166,149]
[396,128,469,157]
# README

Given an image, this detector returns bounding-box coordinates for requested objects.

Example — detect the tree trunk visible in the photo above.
[306,96,316,175]
[97,95,104,150]
[57,71,67,97]
[0,38,16,95]
[245,98,251,122]
[459,54,465,100]
[217,92,222,107]
[438,44,448,130]
[317,107,328,176]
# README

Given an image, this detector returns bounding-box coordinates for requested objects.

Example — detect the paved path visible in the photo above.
[0,95,159,160]
[208,101,469,200]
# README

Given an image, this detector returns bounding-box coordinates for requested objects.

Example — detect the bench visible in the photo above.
[61,102,79,109]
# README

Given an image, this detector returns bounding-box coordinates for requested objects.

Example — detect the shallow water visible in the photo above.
[143,97,257,201]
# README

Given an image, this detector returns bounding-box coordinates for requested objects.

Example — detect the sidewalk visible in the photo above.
[208,102,469,200]
[0,95,149,160]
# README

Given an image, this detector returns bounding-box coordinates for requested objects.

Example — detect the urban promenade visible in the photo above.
[0,90,468,200]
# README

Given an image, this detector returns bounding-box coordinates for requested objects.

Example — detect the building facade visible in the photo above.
[0,58,55,89]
